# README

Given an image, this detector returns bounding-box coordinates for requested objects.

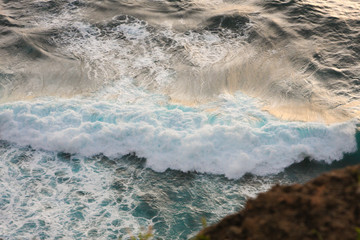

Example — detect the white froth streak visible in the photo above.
[0,92,357,179]
[0,142,282,239]
[0,148,151,239]
[0,2,357,178]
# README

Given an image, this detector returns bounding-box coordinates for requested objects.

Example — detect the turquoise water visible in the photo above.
[0,0,360,239]
[0,141,278,239]
[1,137,359,239]
[0,97,358,239]
[0,96,356,178]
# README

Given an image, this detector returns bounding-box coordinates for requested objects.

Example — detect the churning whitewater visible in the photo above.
[0,95,357,178]
[0,0,359,239]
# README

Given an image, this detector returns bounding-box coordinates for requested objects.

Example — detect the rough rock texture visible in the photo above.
[197,164,360,240]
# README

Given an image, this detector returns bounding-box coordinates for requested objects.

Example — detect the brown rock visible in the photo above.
[197,165,360,240]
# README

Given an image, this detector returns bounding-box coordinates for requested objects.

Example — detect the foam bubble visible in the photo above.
[0,140,285,239]
[0,91,357,179]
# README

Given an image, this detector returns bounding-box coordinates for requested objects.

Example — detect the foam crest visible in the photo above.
[0,92,357,179]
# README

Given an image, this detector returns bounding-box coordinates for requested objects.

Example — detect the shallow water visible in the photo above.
[0,0,359,239]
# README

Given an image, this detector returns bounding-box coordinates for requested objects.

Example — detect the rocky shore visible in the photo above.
[197,164,360,240]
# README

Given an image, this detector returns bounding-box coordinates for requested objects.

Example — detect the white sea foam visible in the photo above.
[0,90,357,179]
[1,1,360,239]
[0,0,358,179]
[0,142,280,239]
[0,147,153,239]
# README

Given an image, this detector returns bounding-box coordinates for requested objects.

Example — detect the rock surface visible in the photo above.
[197,164,360,240]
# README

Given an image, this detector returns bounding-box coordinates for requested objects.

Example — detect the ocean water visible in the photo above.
[0,0,359,239]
